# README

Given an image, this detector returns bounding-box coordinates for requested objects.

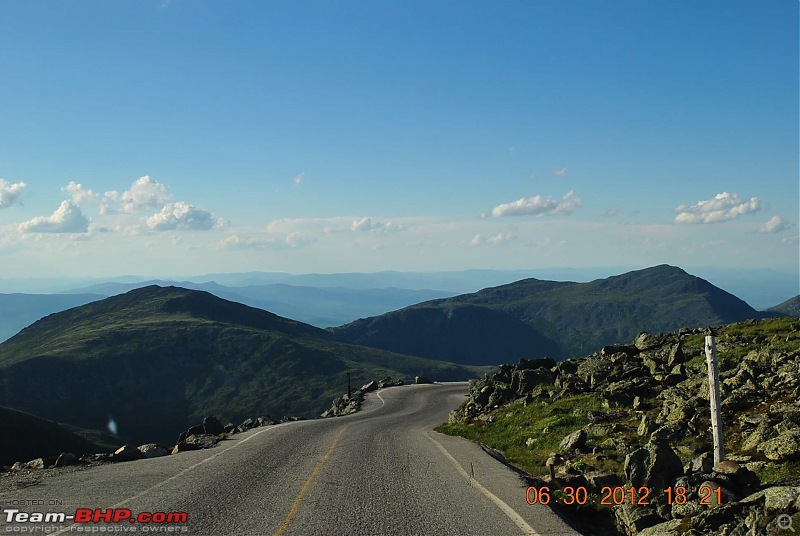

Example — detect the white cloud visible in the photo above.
[491,190,582,217]
[604,207,622,217]
[219,232,312,250]
[19,201,90,233]
[674,192,760,224]
[552,167,568,177]
[760,215,791,234]
[294,172,304,186]
[469,231,514,247]
[351,217,404,233]
[101,176,170,214]
[146,202,220,231]
[468,234,484,247]
[0,179,26,209]
[62,181,97,205]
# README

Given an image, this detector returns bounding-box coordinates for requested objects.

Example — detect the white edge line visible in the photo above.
[52,425,277,534]
[426,432,540,536]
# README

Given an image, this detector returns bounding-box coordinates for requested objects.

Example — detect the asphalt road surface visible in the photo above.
[0,383,578,535]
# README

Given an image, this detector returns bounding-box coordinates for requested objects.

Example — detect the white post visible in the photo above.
[705,332,724,465]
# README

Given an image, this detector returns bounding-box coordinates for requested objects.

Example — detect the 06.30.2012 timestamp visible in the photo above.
[525,485,723,506]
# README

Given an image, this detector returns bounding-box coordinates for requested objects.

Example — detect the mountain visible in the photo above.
[62,280,456,328]
[766,295,800,317]
[0,405,117,467]
[331,265,763,363]
[0,293,105,342]
[0,286,481,445]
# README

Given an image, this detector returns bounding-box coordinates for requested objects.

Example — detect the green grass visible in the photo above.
[437,393,605,476]
[752,461,800,486]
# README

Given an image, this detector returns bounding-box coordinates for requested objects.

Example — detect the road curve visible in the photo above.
[1,383,578,535]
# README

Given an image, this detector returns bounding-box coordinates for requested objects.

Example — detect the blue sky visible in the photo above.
[0,0,797,281]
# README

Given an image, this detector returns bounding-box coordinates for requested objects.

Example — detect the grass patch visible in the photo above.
[752,461,800,486]
[436,393,604,477]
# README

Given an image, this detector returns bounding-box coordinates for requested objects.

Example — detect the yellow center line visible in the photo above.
[273,426,347,536]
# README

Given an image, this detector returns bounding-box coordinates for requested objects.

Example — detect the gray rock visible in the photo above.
[25,458,45,470]
[625,441,683,492]
[585,471,622,490]
[360,380,379,392]
[634,332,659,351]
[10,462,25,471]
[138,444,169,459]
[614,503,662,536]
[113,445,145,462]
[172,441,200,454]
[53,452,77,468]
[758,430,800,461]
[203,416,225,436]
[184,434,219,449]
[638,415,656,437]
[239,418,255,429]
[697,480,734,508]
[763,486,800,513]
[689,452,713,474]
[559,429,587,453]
[713,459,743,476]
[638,519,684,536]
[414,375,433,384]
[741,421,777,451]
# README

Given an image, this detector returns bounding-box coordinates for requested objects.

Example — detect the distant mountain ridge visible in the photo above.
[58,280,456,328]
[331,265,763,363]
[766,295,800,317]
[0,286,480,445]
[0,293,105,343]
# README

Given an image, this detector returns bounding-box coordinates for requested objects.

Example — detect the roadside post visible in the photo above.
[704,329,725,465]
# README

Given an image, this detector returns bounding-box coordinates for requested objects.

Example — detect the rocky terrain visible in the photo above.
[441,317,800,534]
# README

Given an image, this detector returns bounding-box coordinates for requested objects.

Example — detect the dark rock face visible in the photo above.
[202,416,225,436]
[112,445,145,462]
[448,318,800,535]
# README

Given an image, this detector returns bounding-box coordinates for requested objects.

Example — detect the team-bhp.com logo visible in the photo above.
[4,508,188,533]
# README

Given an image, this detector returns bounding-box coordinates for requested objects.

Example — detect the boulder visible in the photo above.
[203,416,226,436]
[360,380,379,392]
[186,424,205,436]
[138,444,169,459]
[415,375,433,384]
[758,430,800,461]
[25,458,45,470]
[53,453,77,468]
[184,434,219,449]
[689,452,713,474]
[559,429,588,453]
[224,424,241,434]
[172,441,201,454]
[113,445,145,462]
[614,503,662,536]
[625,441,683,492]
[240,418,255,429]
[763,486,800,513]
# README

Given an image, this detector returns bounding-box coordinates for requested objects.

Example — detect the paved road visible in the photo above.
[0,383,578,535]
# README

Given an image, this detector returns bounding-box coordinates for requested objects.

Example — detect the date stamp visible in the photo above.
[525,485,723,506]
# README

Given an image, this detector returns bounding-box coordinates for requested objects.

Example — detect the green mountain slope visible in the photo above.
[0,286,480,445]
[331,265,762,362]
[0,405,117,467]
[766,295,800,317]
